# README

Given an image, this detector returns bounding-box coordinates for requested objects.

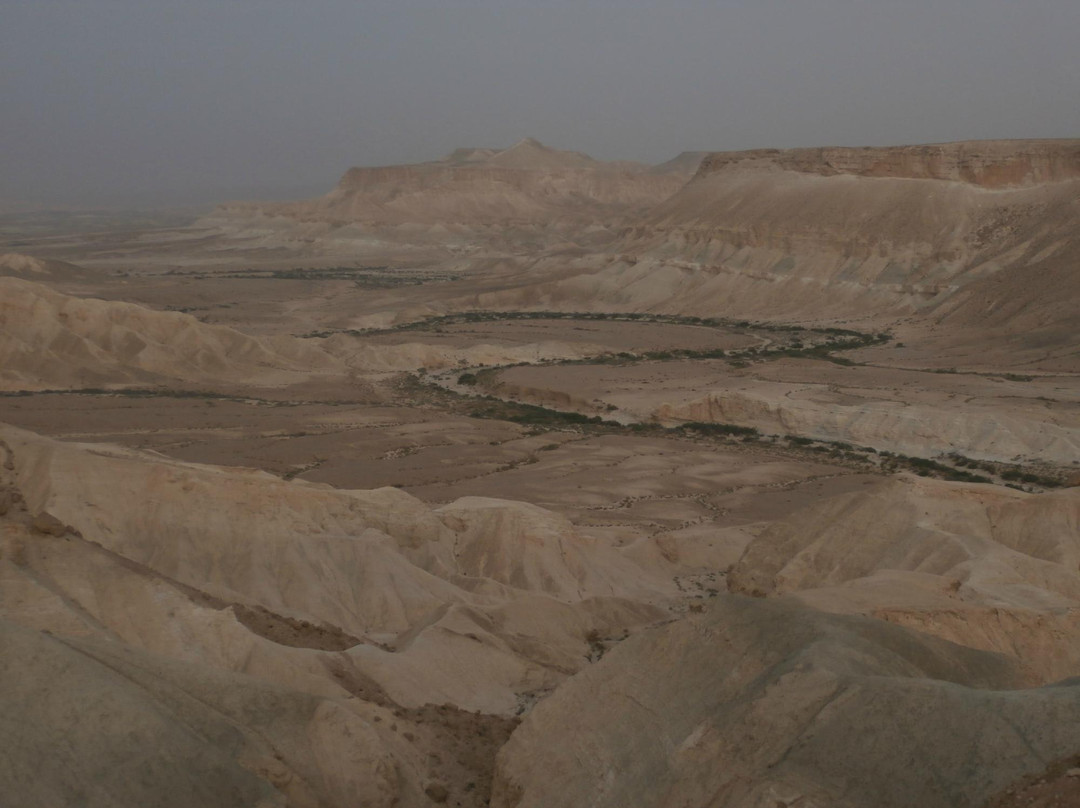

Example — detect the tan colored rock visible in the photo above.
[0,277,342,391]
[492,596,1080,808]
[30,511,67,536]
[697,140,1080,188]
[0,252,106,285]
[424,783,449,803]
[1,136,1077,808]
[254,138,689,229]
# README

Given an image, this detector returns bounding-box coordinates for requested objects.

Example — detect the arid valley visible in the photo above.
[2,137,1079,808]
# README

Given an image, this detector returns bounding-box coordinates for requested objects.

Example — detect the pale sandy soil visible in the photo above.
[2,140,1078,808]
[0,392,860,566]
[487,357,1080,465]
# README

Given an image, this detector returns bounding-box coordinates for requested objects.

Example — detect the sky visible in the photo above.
[2,0,1077,207]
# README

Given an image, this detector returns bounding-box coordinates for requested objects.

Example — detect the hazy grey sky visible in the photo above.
[2,0,1077,206]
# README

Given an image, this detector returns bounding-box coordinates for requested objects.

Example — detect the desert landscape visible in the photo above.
[1,134,1078,808]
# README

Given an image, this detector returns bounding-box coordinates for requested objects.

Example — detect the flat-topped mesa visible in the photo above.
[212,138,707,240]
[330,138,611,192]
[237,138,697,231]
[561,137,1080,332]
[697,139,1080,188]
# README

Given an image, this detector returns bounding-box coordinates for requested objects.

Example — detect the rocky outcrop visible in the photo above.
[464,140,1078,329]
[655,384,1080,464]
[0,252,106,285]
[697,139,1080,188]
[213,139,694,249]
[491,595,1080,808]
[0,277,342,390]
[727,475,1080,684]
[0,422,675,806]
[511,139,1080,332]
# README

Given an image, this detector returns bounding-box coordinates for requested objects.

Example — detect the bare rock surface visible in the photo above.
[210,137,694,252]
[492,595,1080,808]
[477,140,1080,355]
[0,621,413,808]
[696,140,1080,188]
[0,277,341,390]
[0,252,106,285]
[0,422,672,805]
[726,474,1080,684]
[1,138,1078,807]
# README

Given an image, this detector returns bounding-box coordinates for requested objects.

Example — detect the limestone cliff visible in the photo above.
[525,139,1080,331]
[697,139,1080,188]
[216,138,693,238]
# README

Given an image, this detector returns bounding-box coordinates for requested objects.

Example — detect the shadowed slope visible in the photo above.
[492,595,1080,808]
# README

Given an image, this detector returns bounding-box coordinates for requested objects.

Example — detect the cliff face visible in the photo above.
[472,140,1079,343]
[697,139,1080,188]
[220,139,692,236]
[317,163,685,224]
[585,139,1080,330]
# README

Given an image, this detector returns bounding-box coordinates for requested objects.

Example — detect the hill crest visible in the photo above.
[697,139,1080,188]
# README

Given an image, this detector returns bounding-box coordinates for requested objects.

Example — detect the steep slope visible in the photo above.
[210,139,694,250]
[289,137,686,226]
[0,252,106,285]
[653,370,1080,464]
[482,137,599,170]
[726,474,1080,683]
[0,276,663,390]
[695,140,1080,187]
[0,423,674,805]
[0,424,672,708]
[475,140,1079,332]
[0,277,343,390]
[492,595,1080,808]
[921,180,1080,355]
[649,150,709,175]
[0,621,423,808]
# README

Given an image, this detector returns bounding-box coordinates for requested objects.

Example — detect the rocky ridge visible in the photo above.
[208,138,696,251]
[697,139,1080,188]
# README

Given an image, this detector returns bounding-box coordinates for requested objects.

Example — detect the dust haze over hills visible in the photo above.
[1,136,1079,808]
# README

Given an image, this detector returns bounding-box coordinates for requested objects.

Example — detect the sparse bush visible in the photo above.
[676,421,759,438]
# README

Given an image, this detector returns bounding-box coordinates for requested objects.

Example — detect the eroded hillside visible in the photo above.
[1,138,1078,808]
[208,138,696,254]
